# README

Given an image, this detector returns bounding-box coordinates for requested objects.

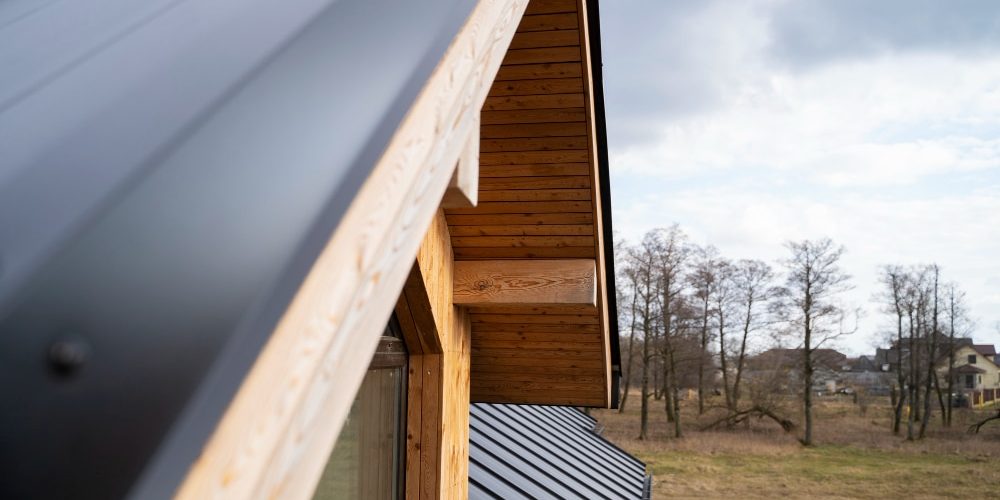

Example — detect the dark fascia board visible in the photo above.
[586,0,622,409]
[0,0,476,498]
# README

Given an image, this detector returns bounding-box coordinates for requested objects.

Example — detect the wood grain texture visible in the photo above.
[471,393,606,406]
[524,0,576,15]
[446,0,613,410]
[473,322,600,333]
[446,212,593,225]
[494,61,582,81]
[576,0,612,409]
[480,136,587,152]
[480,121,587,138]
[449,223,592,236]
[516,13,578,32]
[476,189,591,202]
[479,150,590,165]
[502,46,581,65]
[464,303,597,314]
[442,118,481,209]
[479,175,590,190]
[445,200,592,214]
[398,210,473,500]
[483,92,585,110]
[472,338,602,350]
[453,246,596,259]
[479,163,590,177]
[173,1,529,498]
[488,78,584,100]
[508,30,581,49]
[453,259,596,306]
[481,107,586,125]
[452,235,594,247]
[471,313,598,324]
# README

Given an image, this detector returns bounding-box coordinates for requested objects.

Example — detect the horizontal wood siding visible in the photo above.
[446,0,608,407]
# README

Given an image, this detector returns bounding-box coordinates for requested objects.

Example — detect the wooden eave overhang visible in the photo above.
[447,0,620,408]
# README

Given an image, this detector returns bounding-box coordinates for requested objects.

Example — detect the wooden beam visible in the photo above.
[173,0,528,498]
[577,0,613,409]
[441,117,480,209]
[453,259,595,307]
[399,210,472,500]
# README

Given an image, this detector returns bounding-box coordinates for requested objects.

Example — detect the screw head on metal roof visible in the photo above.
[47,337,90,379]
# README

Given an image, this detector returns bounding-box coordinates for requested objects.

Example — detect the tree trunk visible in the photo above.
[698,295,709,415]
[919,270,939,439]
[664,364,676,422]
[639,322,650,440]
[933,373,946,425]
[803,311,814,446]
[946,292,956,427]
[906,309,916,441]
[653,361,662,400]
[618,283,640,413]
[669,350,683,438]
[892,386,906,434]
[732,300,753,408]
[719,315,733,411]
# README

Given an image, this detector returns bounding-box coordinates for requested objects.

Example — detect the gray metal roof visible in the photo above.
[470,404,650,500]
[0,1,476,498]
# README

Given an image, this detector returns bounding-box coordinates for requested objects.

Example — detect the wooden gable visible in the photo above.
[446,0,613,408]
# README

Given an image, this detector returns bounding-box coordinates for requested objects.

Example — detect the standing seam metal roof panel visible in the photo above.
[470,403,650,500]
[0,1,477,498]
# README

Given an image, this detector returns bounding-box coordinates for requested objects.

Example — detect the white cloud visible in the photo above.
[611,54,1000,187]
[603,1,1000,354]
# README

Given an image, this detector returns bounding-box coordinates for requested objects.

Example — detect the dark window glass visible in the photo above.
[966,375,975,389]
[313,320,407,500]
[969,354,977,364]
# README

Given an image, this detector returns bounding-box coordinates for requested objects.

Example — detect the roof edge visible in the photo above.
[586,0,621,409]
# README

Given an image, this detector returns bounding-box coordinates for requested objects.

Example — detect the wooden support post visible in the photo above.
[395,211,472,500]
[453,259,596,307]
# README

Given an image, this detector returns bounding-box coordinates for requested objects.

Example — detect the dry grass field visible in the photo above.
[593,393,1000,499]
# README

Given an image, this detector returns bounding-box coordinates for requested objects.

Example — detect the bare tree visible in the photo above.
[878,265,908,434]
[774,238,854,446]
[919,265,940,439]
[712,260,736,411]
[617,252,640,413]
[729,259,775,409]
[944,283,973,426]
[630,234,661,440]
[688,244,721,415]
[652,225,689,438]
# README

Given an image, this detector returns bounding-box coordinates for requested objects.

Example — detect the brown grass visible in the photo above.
[593,393,1000,499]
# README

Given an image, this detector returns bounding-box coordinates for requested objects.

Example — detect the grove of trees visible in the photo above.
[616,224,976,445]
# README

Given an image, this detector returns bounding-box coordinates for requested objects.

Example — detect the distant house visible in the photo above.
[745,348,848,394]
[839,356,893,395]
[973,344,1000,365]
[937,344,1000,392]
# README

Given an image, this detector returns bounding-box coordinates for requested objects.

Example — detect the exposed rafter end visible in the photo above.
[453,259,596,307]
[441,118,480,209]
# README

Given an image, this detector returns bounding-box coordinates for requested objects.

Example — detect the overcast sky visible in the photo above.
[600,0,1000,355]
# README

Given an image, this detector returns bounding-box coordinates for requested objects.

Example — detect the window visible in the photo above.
[968,354,977,364]
[313,318,407,500]
[965,374,975,389]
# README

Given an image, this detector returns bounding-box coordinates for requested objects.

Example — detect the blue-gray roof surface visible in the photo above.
[470,404,650,500]
[0,1,476,498]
